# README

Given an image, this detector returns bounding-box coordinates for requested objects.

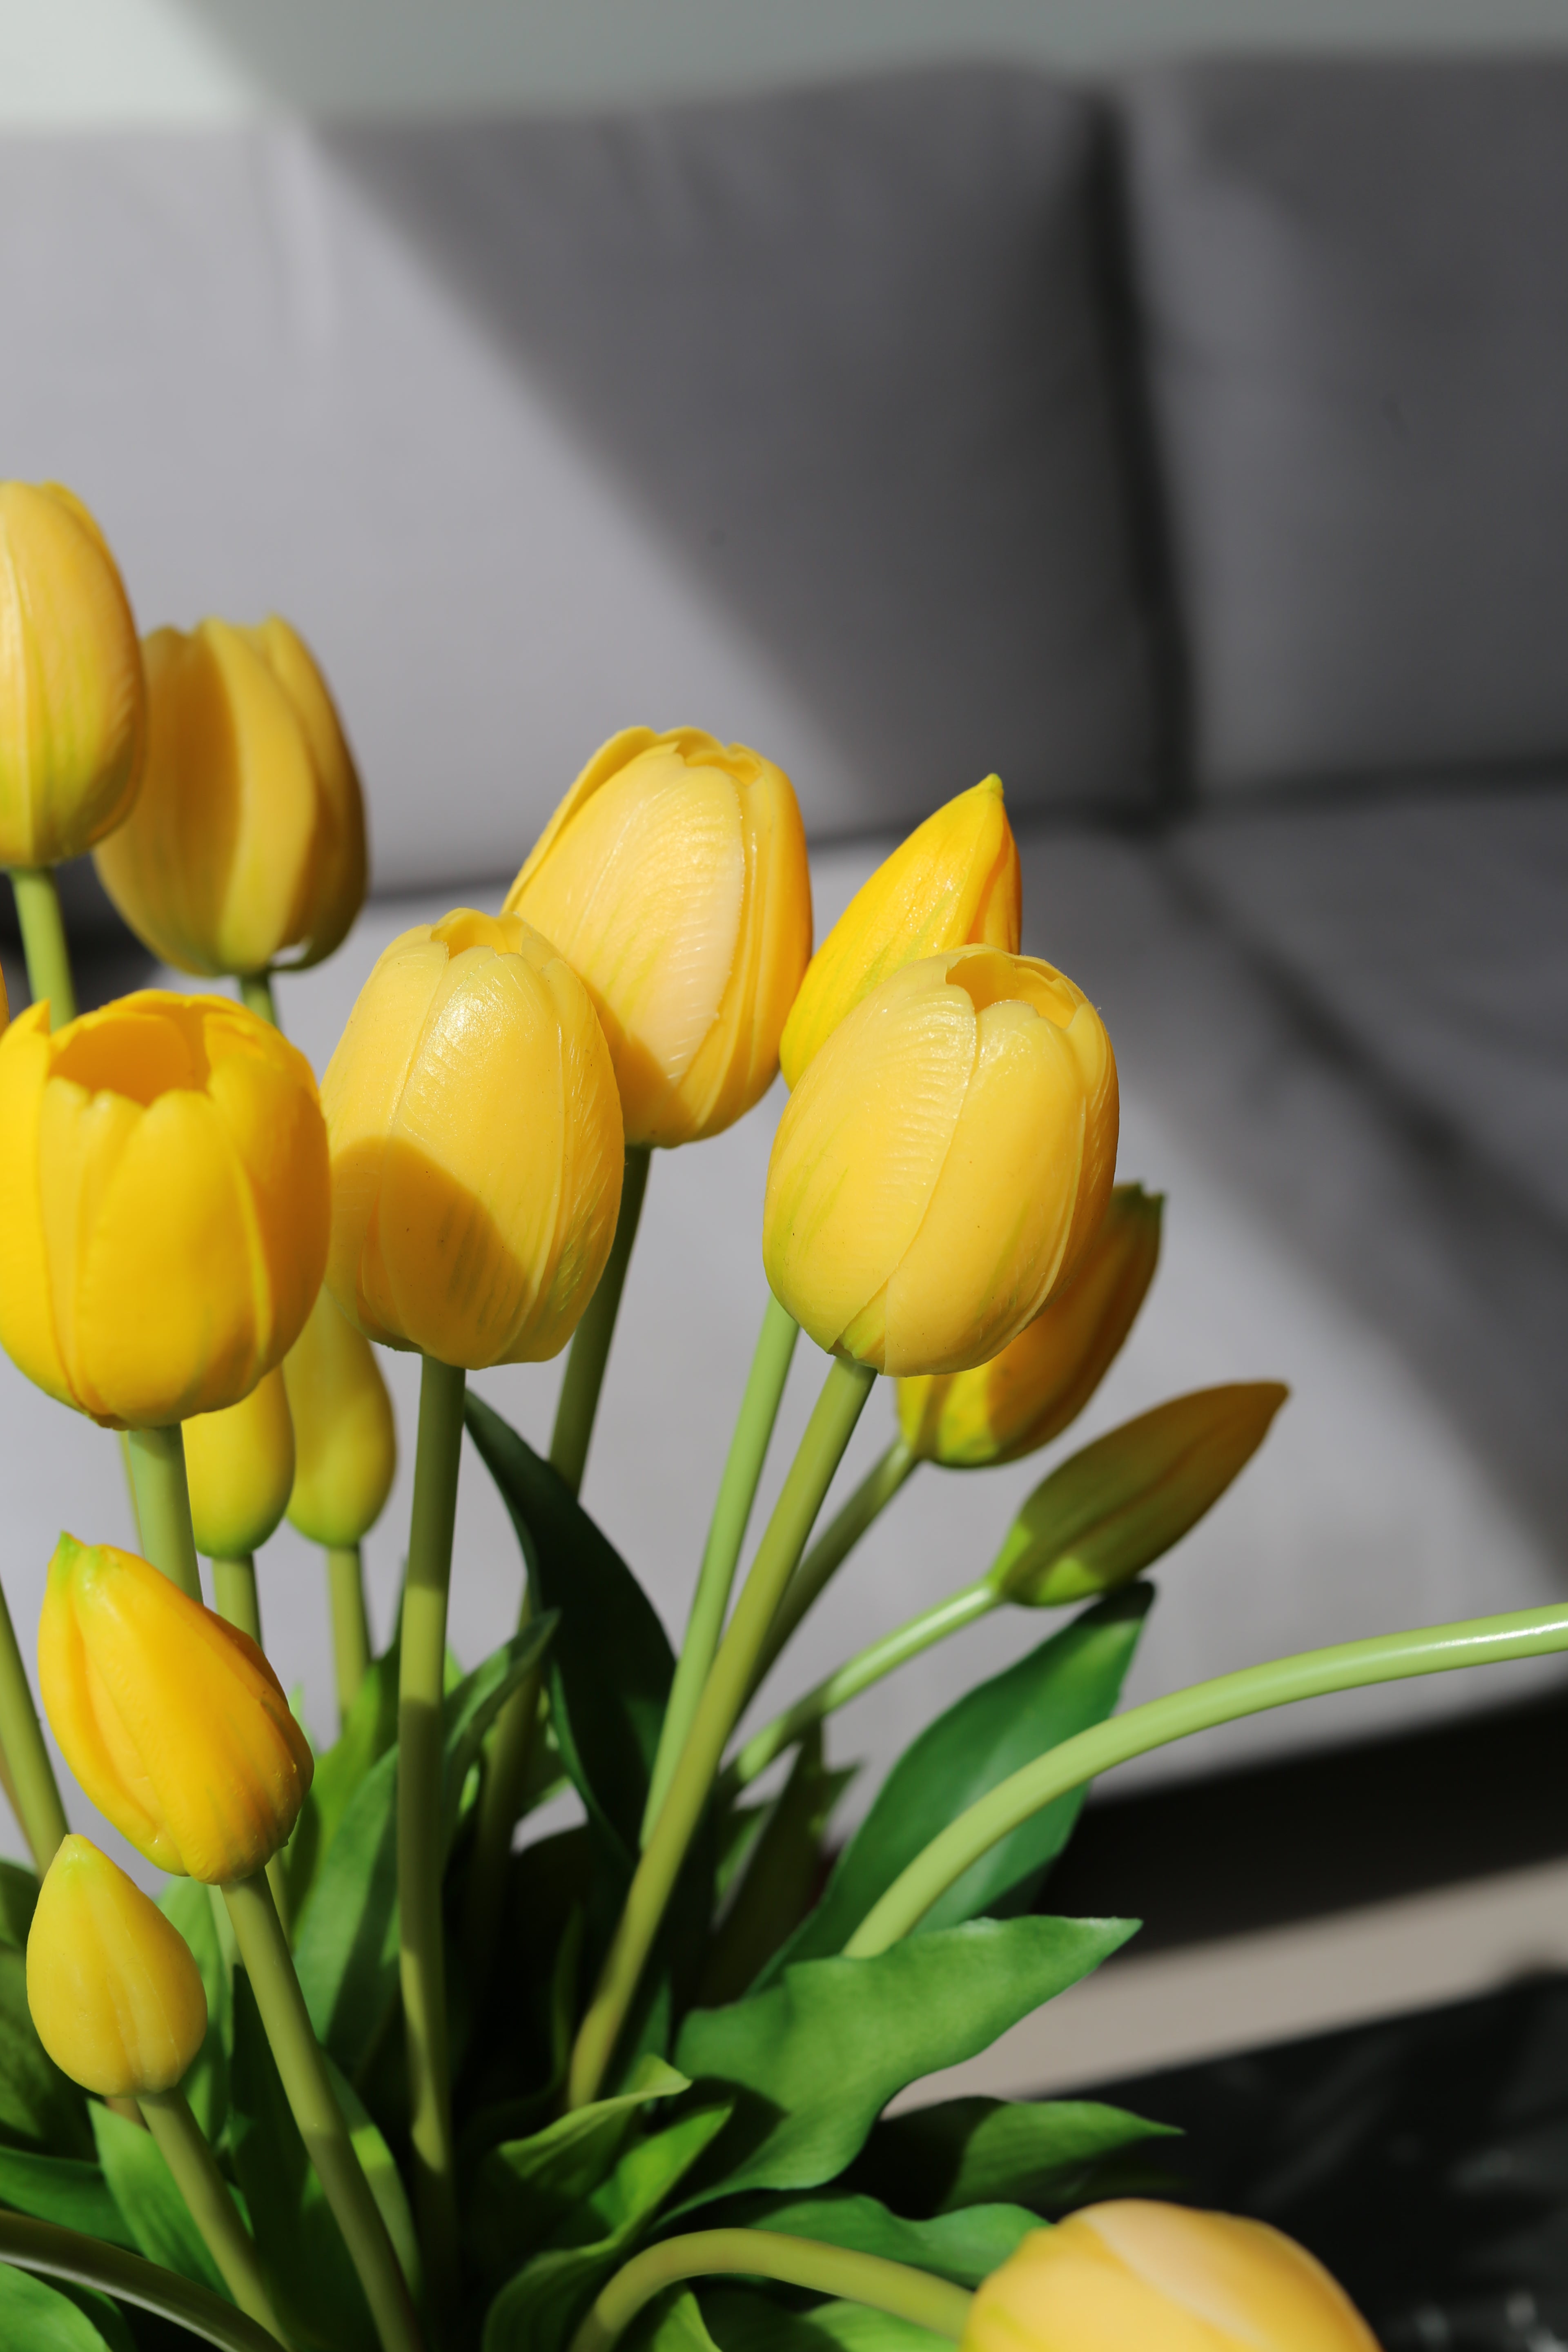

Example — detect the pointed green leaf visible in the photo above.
[0,1861,40,1951]
[0,1955,91,2160]
[631,2288,723,2352]
[853,2096,1176,2217]
[90,2107,227,2300]
[286,1639,401,1929]
[702,1735,855,2007]
[740,2192,1037,2286]
[700,2289,951,2352]
[0,2264,130,2350]
[0,2146,132,2249]
[469,2057,690,2275]
[157,1882,231,2143]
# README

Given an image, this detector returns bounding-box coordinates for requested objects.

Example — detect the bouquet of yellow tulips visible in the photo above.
[0,479,1555,2352]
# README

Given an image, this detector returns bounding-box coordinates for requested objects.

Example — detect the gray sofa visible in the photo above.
[3,55,1566,1870]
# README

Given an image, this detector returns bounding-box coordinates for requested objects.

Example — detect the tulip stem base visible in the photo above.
[398,1354,466,2316]
[570,2230,972,2352]
[9,866,77,1028]
[550,1145,650,1498]
[126,1427,202,1602]
[748,1437,918,1703]
[0,1570,67,1872]
[223,1873,424,2352]
[642,1296,801,1845]
[568,1354,877,2109]
[238,971,278,1026]
[327,1544,372,1728]
[140,2087,290,2345]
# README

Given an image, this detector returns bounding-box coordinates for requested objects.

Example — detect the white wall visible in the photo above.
[4,0,1568,127]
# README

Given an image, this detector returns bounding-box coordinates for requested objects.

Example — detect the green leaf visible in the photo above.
[766,1591,1149,1977]
[157,1882,231,2144]
[469,2056,690,2274]
[852,2097,1176,2217]
[702,1735,855,2007]
[0,2211,278,2352]
[90,2107,228,2300]
[0,1861,40,1951]
[0,1954,91,2158]
[630,2288,723,2352]
[0,2146,133,2249]
[740,2191,1037,2286]
[466,1396,675,1858]
[674,1916,1134,2204]
[287,1639,401,1929]
[701,2290,950,2352]
[0,2264,131,2351]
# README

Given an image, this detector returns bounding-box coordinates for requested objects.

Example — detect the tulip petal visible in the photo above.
[0,1006,74,1409]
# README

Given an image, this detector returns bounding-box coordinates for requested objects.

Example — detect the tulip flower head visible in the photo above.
[898,1184,1162,1468]
[323,908,624,1368]
[0,990,330,1427]
[780,773,1020,1088]
[184,1367,296,1559]
[27,1835,207,2097]
[39,1535,314,1881]
[94,614,367,979]
[764,946,1118,1377]
[505,725,812,1146]
[0,481,146,869]
[964,2205,1377,2352]
[283,1282,397,1547]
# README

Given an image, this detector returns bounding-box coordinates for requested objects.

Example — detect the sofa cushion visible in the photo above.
[1121,59,1568,797]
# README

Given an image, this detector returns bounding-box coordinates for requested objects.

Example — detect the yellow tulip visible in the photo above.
[0,482,146,869]
[283,1283,396,1546]
[27,1835,207,2097]
[764,946,1118,1377]
[779,774,1020,1087]
[964,2206,1376,2352]
[898,1184,1162,1467]
[505,725,811,1146]
[94,615,366,979]
[184,1368,296,1559]
[38,1534,314,1881]
[990,1382,1289,1607]
[323,908,624,1368]
[0,990,329,1428]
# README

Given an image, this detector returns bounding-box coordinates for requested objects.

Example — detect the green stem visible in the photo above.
[238,971,278,1025]
[724,1578,998,1800]
[0,1572,68,1870]
[570,2230,971,2352]
[223,1874,423,2352]
[125,1426,202,1601]
[549,1145,650,1497]
[327,1544,372,1729]
[118,1429,143,1547]
[0,2207,280,2352]
[459,1578,542,1983]
[845,1599,1568,1959]
[139,2087,290,2344]
[641,1297,800,1844]
[568,1355,877,2109]
[397,1355,466,2309]
[748,1438,918,1702]
[9,867,76,1027]
[209,1557,291,1938]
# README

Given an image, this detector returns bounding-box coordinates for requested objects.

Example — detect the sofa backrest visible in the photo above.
[1120,57,1568,801]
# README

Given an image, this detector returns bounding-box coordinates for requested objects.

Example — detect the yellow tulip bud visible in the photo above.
[779,774,1020,1088]
[990,1382,1288,1607]
[505,725,812,1147]
[94,615,367,980]
[0,482,146,868]
[323,908,624,1368]
[38,1534,314,1881]
[764,946,1118,1376]
[964,2207,1376,2352]
[283,1283,397,1546]
[184,1368,296,1559]
[898,1185,1162,1468]
[27,1835,207,2097]
[0,990,329,1428]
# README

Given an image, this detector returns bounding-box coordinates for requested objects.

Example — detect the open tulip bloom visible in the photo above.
[0,726,1560,2352]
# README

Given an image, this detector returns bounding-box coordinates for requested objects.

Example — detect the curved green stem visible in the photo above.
[140,2087,290,2344]
[724,1578,998,1800]
[570,2230,971,2352]
[0,1571,67,1870]
[550,1146,650,1497]
[327,1544,372,1729]
[238,971,278,1025]
[748,1438,918,1702]
[845,1599,1568,1959]
[569,1356,877,2109]
[642,1297,801,1843]
[397,1354,466,2309]
[223,1873,423,2352]
[9,866,76,1027]
[125,1426,202,1601]
[0,2207,280,2352]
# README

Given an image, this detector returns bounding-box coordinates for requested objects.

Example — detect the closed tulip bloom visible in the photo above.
[94,615,366,979]
[27,1836,207,2098]
[38,1534,314,1881]
[0,991,329,1427]
[0,482,146,868]
[505,725,811,1146]
[283,1284,397,1547]
[323,908,624,1367]
[898,1184,1162,1468]
[184,1368,296,1559]
[779,774,1020,1088]
[764,946,1118,1377]
[964,2206,1376,2352]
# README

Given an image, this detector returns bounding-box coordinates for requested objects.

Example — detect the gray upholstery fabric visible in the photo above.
[1121,59,1568,797]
